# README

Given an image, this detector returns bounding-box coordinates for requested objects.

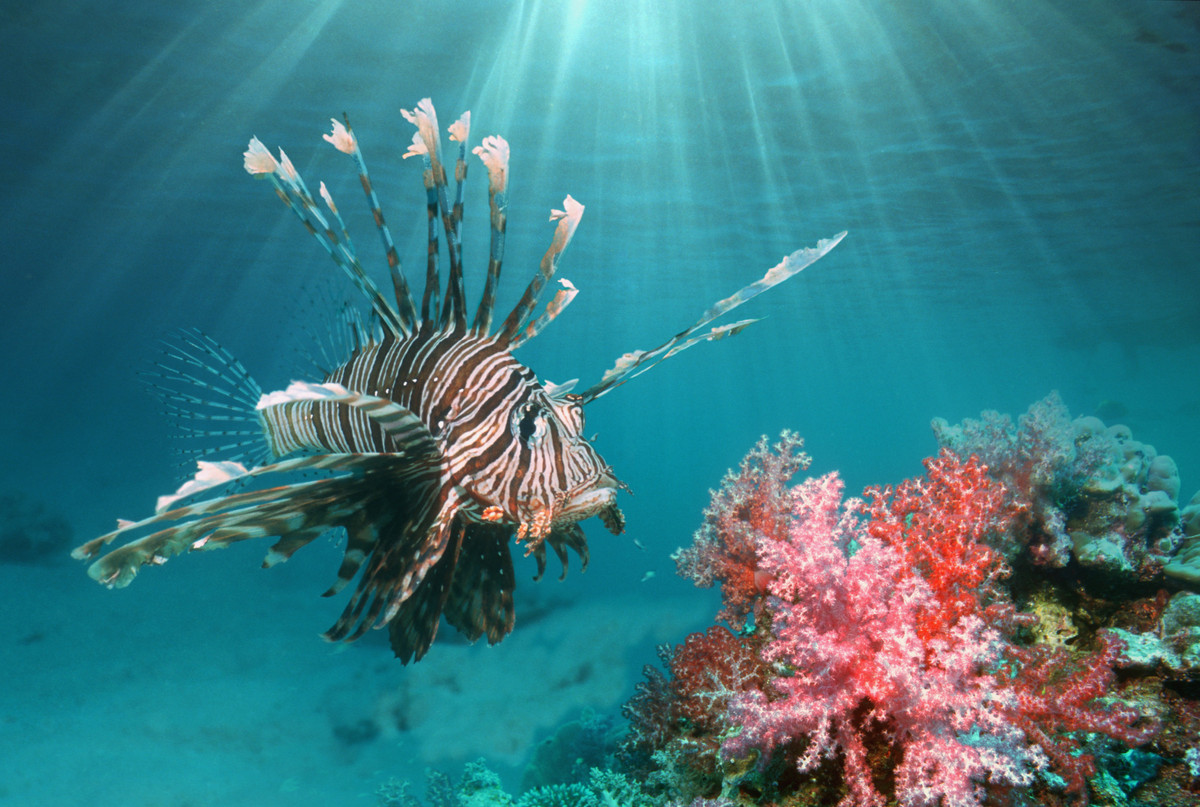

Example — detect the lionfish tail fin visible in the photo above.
[578,231,847,402]
[141,328,269,470]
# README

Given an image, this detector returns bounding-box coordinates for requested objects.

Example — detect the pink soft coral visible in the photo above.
[711,448,1156,807]
[674,431,810,628]
[725,464,1038,807]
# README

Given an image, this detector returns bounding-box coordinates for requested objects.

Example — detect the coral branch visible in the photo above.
[663,437,1159,807]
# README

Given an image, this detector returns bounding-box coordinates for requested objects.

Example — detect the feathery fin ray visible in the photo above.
[578,231,848,402]
[324,116,418,330]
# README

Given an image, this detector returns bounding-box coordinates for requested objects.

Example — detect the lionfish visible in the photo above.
[74,99,844,663]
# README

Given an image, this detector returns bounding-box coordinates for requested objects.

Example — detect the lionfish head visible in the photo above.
[452,372,626,543]
[510,385,626,537]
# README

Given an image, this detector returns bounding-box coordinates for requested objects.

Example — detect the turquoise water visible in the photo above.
[0,1,1196,804]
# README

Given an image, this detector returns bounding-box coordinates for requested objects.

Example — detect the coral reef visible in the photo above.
[620,626,768,802]
[932,391,1193,584]
[1166,491,1200,584]
[521,710,618,792]
[1109,590,1200,678]
[376,762,661,807]
[927,394,1200,802]
[647,434,1162,806]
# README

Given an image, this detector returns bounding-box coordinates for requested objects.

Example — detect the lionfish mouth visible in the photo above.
[563,484,618,520]
[561,472,627,534]
[512,476,625,549]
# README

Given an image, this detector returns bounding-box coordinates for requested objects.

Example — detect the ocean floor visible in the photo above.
[0,551,711,806]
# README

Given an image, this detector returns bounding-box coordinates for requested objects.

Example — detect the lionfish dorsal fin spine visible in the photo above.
[509,278,579,350]
[326,115,419,331]
[497,195,585,345]
[577,230,848,402]
[244,135,409,338]
[471,135,510,335]
[401,99,471,332]
[419,159,442,324]
[436,130,468,329]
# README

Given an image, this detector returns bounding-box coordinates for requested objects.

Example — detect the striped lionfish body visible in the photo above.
[74,99,845,662]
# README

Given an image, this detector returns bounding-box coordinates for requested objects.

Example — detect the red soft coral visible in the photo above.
[669,626,765,731]
[998,633,1158,796]
[710,447,1156,807]
[619,626,766,800]
[725,467,1037,807]
[863,451,1025,644]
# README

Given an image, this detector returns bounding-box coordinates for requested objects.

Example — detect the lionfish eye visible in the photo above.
[512,403,549,447]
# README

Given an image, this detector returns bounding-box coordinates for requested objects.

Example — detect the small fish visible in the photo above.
[73,99,844,662]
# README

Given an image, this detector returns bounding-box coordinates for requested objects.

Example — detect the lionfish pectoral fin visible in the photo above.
[141,328,269,469]
[256,381,438,460]
[72,452,407,588]
[577,231,847,402]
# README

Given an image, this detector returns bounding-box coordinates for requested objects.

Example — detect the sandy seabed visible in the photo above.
[0,549,710,807]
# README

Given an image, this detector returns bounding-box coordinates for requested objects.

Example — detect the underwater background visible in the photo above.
[0,0,1197,805]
